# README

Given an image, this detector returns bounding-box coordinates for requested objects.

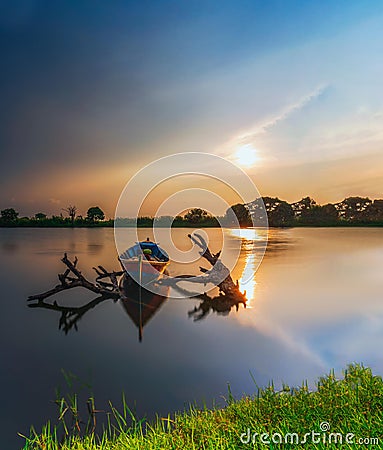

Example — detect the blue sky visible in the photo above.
[1,1,383,216]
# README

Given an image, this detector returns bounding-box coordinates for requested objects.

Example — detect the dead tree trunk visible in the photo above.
[160,233,246,301]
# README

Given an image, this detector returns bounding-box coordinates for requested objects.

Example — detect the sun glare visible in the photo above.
[235,145,258,167]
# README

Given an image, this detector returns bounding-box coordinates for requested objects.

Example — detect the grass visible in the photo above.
[22,364,383,449]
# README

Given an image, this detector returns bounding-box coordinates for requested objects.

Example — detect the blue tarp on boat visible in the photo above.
[120,241,169,261]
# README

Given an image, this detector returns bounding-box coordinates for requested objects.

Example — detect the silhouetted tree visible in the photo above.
[173,215,184,225]
[321,203,339,222]
[299,204,338,225]
[1,208,19,223]
[334,197,372,221]
[262,197,294,227]
[34,212,47,220]
[86,206,105,222]
[184,208,209,223]
[225,203,251,227]
[362,199,383,222]
[137,216,153,227]
[246,198,268,226]
[63,205,77,226]
[291,197,317,217]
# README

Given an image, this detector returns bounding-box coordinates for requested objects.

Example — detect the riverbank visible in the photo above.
[2,222,383,228]
[23,364,382,449]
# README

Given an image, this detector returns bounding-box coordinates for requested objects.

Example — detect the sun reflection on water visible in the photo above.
[229,228,265,241]
[238,252,257,307]
[228,228,267,307]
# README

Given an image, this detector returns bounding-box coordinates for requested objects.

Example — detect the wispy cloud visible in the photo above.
[229,84,329,147]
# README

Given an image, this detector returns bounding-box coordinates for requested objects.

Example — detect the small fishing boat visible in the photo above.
[119,238,170,285]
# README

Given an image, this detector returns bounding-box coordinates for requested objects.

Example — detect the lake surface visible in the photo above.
[1,227,383,448]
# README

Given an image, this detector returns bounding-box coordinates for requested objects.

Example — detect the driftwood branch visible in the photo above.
[27,233,248,332]
[27,253,123,303]
[27,254,124,333]
[93,264,123,291]
[161,233,246,300]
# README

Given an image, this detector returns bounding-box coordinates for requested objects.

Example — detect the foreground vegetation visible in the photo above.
[22,364,382,449]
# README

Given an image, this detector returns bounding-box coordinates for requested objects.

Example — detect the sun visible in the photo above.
[234,144,258,167]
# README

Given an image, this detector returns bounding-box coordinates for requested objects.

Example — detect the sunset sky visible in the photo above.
[1,1,383,218]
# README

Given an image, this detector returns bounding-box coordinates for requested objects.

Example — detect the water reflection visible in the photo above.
[28,243,255,340]
[228,228,264,306]
[119,276,169,342]
[229,227,267,241]
[28,275,170,342]
[28,295,112,334]
[28,271,252,340]
[2,241,19,253]
[188,292,246,321]
[27,229,263,341]
[4,227,383,450]
[229,228,296,306]
[229,227,295,257]
[87,244,104,255]
[238,251,257,306]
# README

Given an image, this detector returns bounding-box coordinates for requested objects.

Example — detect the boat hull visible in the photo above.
[119,274,170,341]
[120,258,169,286]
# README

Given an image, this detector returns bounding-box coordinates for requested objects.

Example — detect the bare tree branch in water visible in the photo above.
[27,253,125,333]
[161,232,246,300]
[27,233,248,331]
[27,253,124,302]
[159,232,248,320]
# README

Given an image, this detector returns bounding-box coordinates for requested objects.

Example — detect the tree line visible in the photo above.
[0,205,219,228]
[1,196,383,227]
[229,196,383,227]
[0,206,111,227]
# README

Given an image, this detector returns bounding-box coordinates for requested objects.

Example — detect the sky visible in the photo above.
[1,0,383,218]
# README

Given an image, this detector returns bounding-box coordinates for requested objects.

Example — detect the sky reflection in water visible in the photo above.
[0,227,383,448]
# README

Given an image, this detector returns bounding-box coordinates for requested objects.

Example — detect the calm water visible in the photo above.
[1,227,383,448]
